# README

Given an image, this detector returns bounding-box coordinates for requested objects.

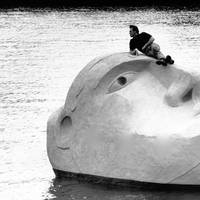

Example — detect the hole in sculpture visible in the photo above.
[117,76,127,86]
[57,116,72,149]
[61,116,72,134]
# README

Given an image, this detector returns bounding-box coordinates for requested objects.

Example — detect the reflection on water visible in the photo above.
[0,7,200,200]
[47,178,200,200]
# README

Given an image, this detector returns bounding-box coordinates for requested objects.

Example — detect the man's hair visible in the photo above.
[129,25,139,34]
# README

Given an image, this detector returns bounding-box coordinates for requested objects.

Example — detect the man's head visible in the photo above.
[129,25,139,37]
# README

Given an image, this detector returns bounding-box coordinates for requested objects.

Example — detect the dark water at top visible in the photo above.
[0,8,200,200]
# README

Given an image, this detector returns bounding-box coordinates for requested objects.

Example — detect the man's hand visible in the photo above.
[130,49,139,56]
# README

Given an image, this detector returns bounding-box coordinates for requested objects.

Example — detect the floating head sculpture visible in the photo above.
[47,52,200,185]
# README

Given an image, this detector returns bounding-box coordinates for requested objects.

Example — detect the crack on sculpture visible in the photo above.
[87,53,128,73]
[71,106,77,113]
[87,57,106,71]
[168,161,200,184]
[76,86,84,98]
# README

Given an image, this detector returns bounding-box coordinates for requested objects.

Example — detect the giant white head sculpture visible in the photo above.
[47,52,200,186]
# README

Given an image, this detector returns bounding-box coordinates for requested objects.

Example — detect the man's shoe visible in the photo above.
[165,55,174,64]
[156,58,167,66]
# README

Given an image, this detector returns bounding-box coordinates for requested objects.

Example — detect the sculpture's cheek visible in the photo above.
[97,94,134,130]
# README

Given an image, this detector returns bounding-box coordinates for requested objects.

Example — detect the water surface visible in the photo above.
[1,8,200,200]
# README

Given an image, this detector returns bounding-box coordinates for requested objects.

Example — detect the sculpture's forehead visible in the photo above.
[64,53,153,112]
[69,53,152,94]
[85,53,151,85]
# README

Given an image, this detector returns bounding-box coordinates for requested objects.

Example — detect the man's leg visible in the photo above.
[150,44,167,66]
[151,43,165,59]
[144,43,166,66]
[144,43,169,66]
[152,43,174,64]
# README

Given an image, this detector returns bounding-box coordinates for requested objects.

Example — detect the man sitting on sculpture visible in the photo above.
[129,25,174,66]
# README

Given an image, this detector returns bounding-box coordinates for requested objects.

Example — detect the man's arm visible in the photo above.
[142,36,155,51]
[129,39,139,55]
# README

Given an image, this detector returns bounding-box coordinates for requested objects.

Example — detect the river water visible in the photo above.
[1,7,200,200]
